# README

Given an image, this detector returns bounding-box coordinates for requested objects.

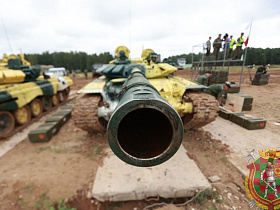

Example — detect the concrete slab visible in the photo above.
[203,117,280,178]
[92,145,211,202]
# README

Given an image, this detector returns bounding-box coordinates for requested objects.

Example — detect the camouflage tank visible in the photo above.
[0,52,73,138]
[73,46,218,167]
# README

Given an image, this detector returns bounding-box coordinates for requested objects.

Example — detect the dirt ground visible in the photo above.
[0,68,279,210]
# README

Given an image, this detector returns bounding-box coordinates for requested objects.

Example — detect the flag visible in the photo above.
[244,20,252,47]
[244,36,249,47]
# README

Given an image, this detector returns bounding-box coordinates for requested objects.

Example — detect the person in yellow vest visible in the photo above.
[233,33,244,60]
[228,35,236,59]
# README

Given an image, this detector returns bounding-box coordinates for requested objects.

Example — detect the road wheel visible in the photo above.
[30,98,43,117]
[42,96,52,111]
[13,105,31,125]
[0,111,15,136]
[52,94,59,106]
[58,91,67,103]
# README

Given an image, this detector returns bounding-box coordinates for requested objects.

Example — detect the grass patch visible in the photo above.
[33,191,53,209]
[220,156,230,163]
[193,189,223,205]
[54,147,68,154]
[22,185,37,195]
[92,145,102,155]
[32,192,76,210]
[77,137,87,141]
[38,146,52,152]
[55,198,76,210]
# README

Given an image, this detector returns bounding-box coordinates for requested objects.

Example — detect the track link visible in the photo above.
[72,94,106,134]
[0,90,75,140]
[182,92,219,130]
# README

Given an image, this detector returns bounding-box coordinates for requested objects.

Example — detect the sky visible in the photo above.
[0,0,280,61]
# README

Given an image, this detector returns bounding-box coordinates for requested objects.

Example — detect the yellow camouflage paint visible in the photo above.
[149,77,193,116]
[0,70,26,84]
[3,79,59,108]
[78,80,106,93]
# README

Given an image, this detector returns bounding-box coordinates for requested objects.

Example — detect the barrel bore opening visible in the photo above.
[118,108,173,159]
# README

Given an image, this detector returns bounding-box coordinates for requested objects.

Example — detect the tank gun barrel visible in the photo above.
[107,69,183,167]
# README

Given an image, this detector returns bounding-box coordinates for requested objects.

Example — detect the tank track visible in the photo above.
[72,94,106,134]
[182,92,219,130]
[0,90,73,140]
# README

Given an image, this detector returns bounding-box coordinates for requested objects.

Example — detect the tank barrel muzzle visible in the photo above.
[107,69,183,167]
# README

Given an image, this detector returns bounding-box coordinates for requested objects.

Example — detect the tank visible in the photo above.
[0,52,73,138]
[73,46,218,166]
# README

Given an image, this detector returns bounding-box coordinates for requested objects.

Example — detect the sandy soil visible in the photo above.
[0,69,279,210]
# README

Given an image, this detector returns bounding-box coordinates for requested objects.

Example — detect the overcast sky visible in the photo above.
[0,0,280,60]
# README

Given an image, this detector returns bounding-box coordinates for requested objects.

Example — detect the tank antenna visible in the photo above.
[129,0,131,58]
[0,16,13,53]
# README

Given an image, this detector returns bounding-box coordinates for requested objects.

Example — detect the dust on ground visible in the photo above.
[0,68,279,210]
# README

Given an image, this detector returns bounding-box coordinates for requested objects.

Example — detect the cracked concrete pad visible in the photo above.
[92,145,211,202]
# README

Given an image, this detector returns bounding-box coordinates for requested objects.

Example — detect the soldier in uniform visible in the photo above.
[256,64,267,75]
[261,158,278,199]
[203,82,231,105]
[196,71,212,86]
[213,34,222,60]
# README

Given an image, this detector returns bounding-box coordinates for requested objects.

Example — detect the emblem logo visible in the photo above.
[245,149,280,209]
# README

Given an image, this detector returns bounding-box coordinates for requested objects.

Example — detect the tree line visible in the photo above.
[168,47,280,66]
[25,51,114,71]
[24,47,280,71]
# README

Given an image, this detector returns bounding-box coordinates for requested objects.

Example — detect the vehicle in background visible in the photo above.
[45,67,67,77]
[0,54,73,138]
[177,58,186,70]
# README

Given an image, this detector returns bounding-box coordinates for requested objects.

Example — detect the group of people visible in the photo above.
[205,32,245,60]
[195,63,268,106]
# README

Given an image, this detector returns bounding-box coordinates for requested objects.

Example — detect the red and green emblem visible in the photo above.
[245,152,280,209]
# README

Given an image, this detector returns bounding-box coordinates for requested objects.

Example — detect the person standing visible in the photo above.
[228,35,236,58]
[234,32,244,60]
[72,70,76,79]
[206,37,211,56]
[196,71,212,86]
[213,34,222,60]
[84,69,88,79]
[222,33,230,58]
